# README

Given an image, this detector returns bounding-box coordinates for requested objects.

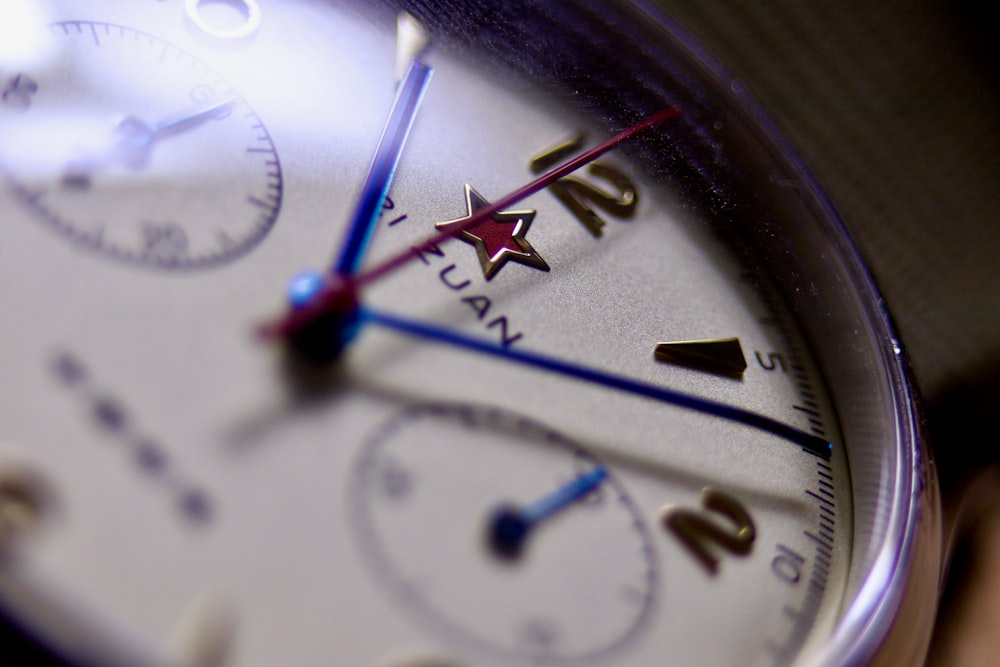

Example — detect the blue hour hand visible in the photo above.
[284,14,431,361]
[332,55,433,277]
[287,12,433,310]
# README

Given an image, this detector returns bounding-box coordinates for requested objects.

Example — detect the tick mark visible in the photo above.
[50,349,214,525]
[93,396,128,432]
[179,489,213,523]
[52,352,88,385]
[134,439,169,474]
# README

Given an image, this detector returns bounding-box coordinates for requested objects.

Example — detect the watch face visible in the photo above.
[0,1,938,666]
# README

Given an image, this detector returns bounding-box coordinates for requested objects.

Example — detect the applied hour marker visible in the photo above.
[0,456,53,551]
[395,11,431,82]
[169,590,237,667]
[654,338,748,378]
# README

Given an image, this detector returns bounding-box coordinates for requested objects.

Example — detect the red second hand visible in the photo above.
[260,105,681,338]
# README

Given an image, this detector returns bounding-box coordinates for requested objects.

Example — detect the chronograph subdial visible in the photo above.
[351,402,657,665]
[0,20,282,270]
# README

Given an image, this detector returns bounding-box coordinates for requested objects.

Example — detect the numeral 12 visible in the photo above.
[529,133,638,237]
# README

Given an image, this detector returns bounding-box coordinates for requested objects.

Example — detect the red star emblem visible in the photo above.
[435,184,550,280]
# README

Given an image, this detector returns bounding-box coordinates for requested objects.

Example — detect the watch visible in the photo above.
[0,1,941,666]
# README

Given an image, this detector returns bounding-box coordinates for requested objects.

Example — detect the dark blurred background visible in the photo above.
[655,2,1000,663]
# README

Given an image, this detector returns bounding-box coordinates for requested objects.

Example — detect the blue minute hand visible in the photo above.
[359,307,833,460]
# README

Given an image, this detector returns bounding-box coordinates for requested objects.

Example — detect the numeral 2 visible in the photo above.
[661,488,756,575]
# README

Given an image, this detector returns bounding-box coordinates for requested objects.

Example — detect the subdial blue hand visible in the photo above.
[489,466,609,559]
[62,96,239,184]
[359,307,833,459]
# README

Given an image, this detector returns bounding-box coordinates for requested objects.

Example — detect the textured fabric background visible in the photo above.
[657,1,1000,401]
[653,2,1000,663]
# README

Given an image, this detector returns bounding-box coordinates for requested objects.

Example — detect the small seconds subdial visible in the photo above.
[351,402,658,664]
[0,21,282,269]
